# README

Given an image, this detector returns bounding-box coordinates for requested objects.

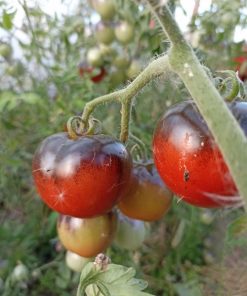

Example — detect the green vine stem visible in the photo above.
[146,0,247,202]
[80,55,170,137]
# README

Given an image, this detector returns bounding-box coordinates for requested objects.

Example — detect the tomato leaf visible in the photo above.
[77,263,154,296]
[2,10,15,30]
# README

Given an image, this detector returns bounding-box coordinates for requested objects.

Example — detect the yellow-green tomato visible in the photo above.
[57,212,117,258]
[109,68,126,87]
[115,21,134,45]
[99,44,116,58]
[113,56,130,69]
[92,0,116,20]
[95,22,115,45]
[126,60,141,79]
[86,47,103,67]
[65,250,91,272]
[114,212,147,250]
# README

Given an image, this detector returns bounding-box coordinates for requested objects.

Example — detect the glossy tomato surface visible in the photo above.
[57,212,117,257]
[153,100,247,208]
[32,133,132,217]
[118,162,172,221]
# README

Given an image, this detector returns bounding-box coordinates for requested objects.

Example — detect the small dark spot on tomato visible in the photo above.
[184,170,190,182]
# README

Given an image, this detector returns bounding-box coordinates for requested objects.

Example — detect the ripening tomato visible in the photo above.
[78,63,106,83]
[118,162,173,221]
[57,212,117,257]
[234,56,247,81]
[153,100,247,208]
[32,133,132,218]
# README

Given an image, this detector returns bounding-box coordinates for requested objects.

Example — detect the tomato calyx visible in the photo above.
[66,115,102,140]
[214,70,243,102]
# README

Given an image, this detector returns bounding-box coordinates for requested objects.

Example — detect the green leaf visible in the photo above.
[2,10,15,30]
[77,263,154,296]
[227,214,247,239]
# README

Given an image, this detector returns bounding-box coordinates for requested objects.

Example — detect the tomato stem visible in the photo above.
[146,0,247,204]
[80,55,170,141]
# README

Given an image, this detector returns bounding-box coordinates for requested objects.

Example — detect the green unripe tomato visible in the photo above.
[114,212,146,250]
[99,44,116,58]
[92,0,116,20]
[95,22,114,45]
[0,44,12,59]
[65,250,91,272]
[109,68,126,87]
[113,56,130,69]
[126,60,141,79]
[115,21,134,45]
[87,47,103,67]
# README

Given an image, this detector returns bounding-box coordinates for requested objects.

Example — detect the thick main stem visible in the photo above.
[147,0,247,202]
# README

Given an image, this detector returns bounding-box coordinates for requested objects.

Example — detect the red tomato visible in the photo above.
[57,212,117,257]
[118,162,173,221]
[234,56,247,81]
[78,62,106,83]
[32,133,132,217]
[153,100,247,208]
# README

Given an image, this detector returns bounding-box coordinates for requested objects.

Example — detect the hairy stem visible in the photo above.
[81,55,170,141]
[146,0,247,202]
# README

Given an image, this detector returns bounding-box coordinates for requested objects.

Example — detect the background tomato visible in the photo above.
[114,21,134,45]
[32,133,132,217]
[78,63,107,83]
[118,162,173,221]
[57,212,117,257]
[153,100,247,208]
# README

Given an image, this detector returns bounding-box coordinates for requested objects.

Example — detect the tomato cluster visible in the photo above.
[32,129,173,266]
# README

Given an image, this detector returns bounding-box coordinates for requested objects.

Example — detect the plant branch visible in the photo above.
[146,0,247,203]
[81,55,170,142]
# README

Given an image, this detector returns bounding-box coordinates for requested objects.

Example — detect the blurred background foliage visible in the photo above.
[0,0,247,295]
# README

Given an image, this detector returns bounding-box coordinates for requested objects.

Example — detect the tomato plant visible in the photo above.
[118,162,172,221]
[32,132,132,218]
[57,212,117,257]
[153,100,247,208]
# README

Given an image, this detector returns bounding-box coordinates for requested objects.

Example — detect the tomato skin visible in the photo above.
[57,212,117,257]
[153,100,247,208]
[118,163,173,221]
[32,133,132,217]
[114,212,147,250]
[78,63,106,83]
[234,56,247,81]
[65,250,91,272]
